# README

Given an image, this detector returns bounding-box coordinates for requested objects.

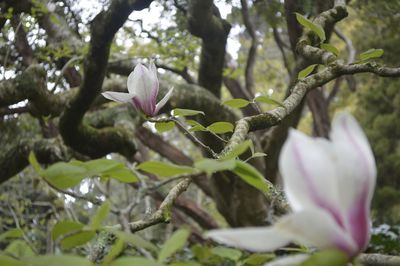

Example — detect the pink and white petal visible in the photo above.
[330,112,376,249]
[132,95,153,116]
[279,129,343,225]
[206,227,291,253]
[276,209,358,257]
[127,63,143,94]
[127,63,154,103]
[155,87,174,114]
[330,112,376,204]
[101,91,133,103]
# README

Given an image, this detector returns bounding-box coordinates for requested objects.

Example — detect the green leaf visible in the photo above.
[0,228,24,242]
[102,167,138,183]
[211,246,242,261]
[24,255,93,266]
[222,98,251,108]
[28,151,43,174]
[5,240,35,258]
[155,121,175,133]
[0,255,24,266]
[91,200,111,229]
[191,244,212,262]
[42,162,87,189]
[221,140,253,160]
[172,108,205,117]
[70,159,138,183]
[60,230,96,249]
[295,13,326,41]
[359,48,384,61]
[321,43,339,56]
[186,120,206,132]
[206,122,234,134]
[136,161,195,177]
[194,159,236,176]
[300,250,347,266]
[109,229,158,252]
[158,228,190,263]
[242,253,275,265]
[101,238,124,265]
[81,159,121,174]
[233,161,271,193]
[52,220,85,240]
[298,64,318,79]
[253,96,285,108]
[245,152,268,162]
[110,257,163,266]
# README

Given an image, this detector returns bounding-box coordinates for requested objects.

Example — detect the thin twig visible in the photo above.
[149,117,219,157]
[51,56,83,92]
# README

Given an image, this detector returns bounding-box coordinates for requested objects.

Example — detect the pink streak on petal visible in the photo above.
[132,96,150,116]
[349,184,369,251]
[291,141,346,230]
[341,117,372,251]
[150,82,158,115]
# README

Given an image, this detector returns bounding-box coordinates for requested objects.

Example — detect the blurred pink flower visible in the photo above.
[207,112,376,258]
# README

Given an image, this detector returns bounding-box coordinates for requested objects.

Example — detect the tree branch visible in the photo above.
[188,0,231,97]
[359,253,400,266]
[59,0,153,158]
[240,0,258,93]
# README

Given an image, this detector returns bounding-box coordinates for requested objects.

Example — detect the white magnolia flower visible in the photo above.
[102,61,173,117]
[207,112,376,259]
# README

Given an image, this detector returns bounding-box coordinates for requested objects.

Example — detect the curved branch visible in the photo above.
[59,0,153,158]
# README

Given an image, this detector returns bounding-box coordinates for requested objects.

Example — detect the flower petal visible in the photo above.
[101,91,133,103]
[126,63,159,115]
[206,227,290,252]
[276,209,358,257]
[330,112,376,249]
[263,254,309,266]
[279,129,344,227]
[155,87,174,114]
[149,60,158,81]
[127,63,157,101]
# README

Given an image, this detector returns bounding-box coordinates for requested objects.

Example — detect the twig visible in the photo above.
[51,56,83,92]
[7,203,38,254]
[146,175,184,192]
[272,27,292,76]
[149,117,219,157]
[334,27,356,64]
[108,177,192,233]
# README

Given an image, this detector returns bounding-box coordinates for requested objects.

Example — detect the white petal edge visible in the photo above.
[206,227,290,253]
[155,87,174,114]
[127,63,144,94]
[330,112,376,250]
[279,129,341,216]
[102,91,133,103]
[275,209,358,257]
[263,254,309,266]
[149,60,158,81]
[330,112,377,207]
